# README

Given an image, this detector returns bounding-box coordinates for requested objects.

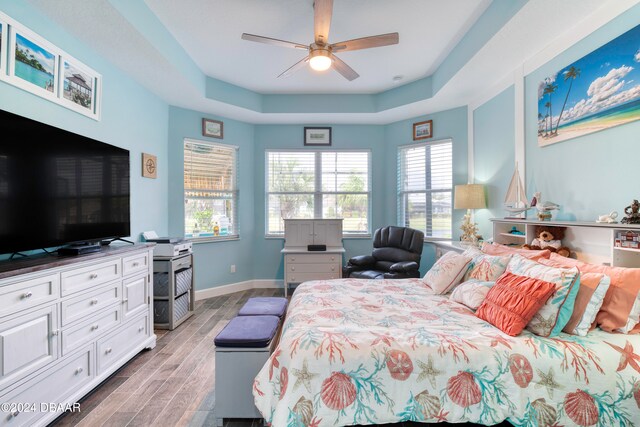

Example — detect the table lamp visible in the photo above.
[454,184,487,245]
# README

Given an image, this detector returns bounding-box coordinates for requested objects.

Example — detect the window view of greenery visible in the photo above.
[398,141,452,238]
[266,151,370,235]
[184,141,238,239]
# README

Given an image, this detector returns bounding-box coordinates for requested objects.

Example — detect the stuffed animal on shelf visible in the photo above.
[522,225,571,257]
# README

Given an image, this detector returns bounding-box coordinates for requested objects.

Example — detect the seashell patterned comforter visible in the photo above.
[253,278,640,426]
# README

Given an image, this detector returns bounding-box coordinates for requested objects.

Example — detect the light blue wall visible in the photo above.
[251,124,386,281]
[473,85,515,238]
[384,106,468,271]
[524,4,640,222]
[0,1,169,259]
[167,107,256,290]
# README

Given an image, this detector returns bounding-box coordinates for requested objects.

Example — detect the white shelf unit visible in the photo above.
[490,218,640,267]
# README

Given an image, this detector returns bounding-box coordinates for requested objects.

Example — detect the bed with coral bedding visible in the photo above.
[253,278,640,427]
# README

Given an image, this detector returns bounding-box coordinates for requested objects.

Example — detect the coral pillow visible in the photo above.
[461,246,511,282]
[546,253,640,333]
[481,242,551,261]
[423,251,472,294]
[506,254,580,337]
[476,271,556,336]
[450,279,494,310]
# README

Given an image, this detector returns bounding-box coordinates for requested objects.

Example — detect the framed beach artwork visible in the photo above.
[538,23,640,147]
[0,20,5,74]
[413,120,433,140]
[58,56,101,119]
[8,26,58,100]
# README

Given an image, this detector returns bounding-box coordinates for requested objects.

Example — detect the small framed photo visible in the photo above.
[142,153,157,179]
[413,120,433,140]
[304,127,331,146]
[202,118,223,139]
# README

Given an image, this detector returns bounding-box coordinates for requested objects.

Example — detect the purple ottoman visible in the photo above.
[214,315,280,348]
[238,297,288,317]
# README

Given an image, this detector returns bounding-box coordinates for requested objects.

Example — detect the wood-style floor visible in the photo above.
[50,288,512,427]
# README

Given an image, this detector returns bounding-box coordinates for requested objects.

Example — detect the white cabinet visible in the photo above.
[281,219,345,297]
[0,245,156,427]
[490,218,640,267]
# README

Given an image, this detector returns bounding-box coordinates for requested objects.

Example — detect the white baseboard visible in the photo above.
[195,279,283,301]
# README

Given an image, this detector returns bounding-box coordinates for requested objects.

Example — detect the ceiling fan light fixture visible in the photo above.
[309,49,332,71]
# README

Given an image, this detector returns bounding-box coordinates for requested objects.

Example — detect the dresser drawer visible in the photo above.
[287,263,339,274]
[0,274,59,318]
[285,254,341,264]
[286,272,340,284]
[0,345,92,427]
[61,260,121,296]
[61,305,120,355]
[122,252,149,277]
[0,304,58,391]
[61,281,121,327]
[97,314,148,375]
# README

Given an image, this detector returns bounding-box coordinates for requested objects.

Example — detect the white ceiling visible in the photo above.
[146,0,491,94]
[24,0,639,124]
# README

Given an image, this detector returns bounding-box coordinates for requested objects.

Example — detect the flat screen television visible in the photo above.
[0,108,130,254]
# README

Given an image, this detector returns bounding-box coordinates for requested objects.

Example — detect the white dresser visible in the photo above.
[0,244,156,427]
[281,219,345,297]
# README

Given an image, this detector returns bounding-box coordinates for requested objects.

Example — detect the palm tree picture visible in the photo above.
[537,23,640,147]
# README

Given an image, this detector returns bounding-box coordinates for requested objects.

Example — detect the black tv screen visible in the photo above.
[0,108,130,254]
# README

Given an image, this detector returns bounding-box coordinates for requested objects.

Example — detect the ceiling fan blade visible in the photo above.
[241,33,308,50]
[313,0,333,45]
[277,56,310,78]
[330,54,359,81]
[331,32,399,52]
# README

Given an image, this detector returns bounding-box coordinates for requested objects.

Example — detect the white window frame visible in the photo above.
[184,138,239,243]
[265,149,372,237]
[397,138,453,241]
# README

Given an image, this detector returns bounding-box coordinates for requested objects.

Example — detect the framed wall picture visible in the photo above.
[58,55,101,119]
[202,118,223,139]
[304,127,332,146]
[0,20,5,74]
[142,153,157,179]
[9,25,58,100]
[413,120,433,140]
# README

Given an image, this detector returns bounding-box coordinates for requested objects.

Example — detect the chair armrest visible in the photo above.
[348,255,376,267]
[389,261,419,273]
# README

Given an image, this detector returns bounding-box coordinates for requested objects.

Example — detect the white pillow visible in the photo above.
[450,279,494,310]
[423,251,472,294]
[462,246,511,282]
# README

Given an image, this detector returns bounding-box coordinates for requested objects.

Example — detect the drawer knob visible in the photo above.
[331,257,335,261]
[331,266,335,271]
[105,347,112,354]
[21,291,33,299]
[291,257,295,261]
[75,367,84,375]
[91,299,99,305]
[51,329,59,337]
[10,410,19,417]
[90,273,99,279]
[291,267,295,271]
[91,324,99,331]
[122,298,128,303]
[138,326,144,332]
[132,262,139,267]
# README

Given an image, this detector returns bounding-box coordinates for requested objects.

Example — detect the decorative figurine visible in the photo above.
[621,200,640,224]
[596,211,618,223]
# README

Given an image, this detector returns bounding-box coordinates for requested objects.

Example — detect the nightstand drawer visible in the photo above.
[286,272,340,284]
[287,263,339,273]
[285,254,340,264]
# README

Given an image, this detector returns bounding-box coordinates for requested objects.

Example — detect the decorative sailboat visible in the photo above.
[504,163,532,217]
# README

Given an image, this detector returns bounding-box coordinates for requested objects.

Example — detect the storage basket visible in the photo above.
[154,292,190,324]
[153,267,192,297]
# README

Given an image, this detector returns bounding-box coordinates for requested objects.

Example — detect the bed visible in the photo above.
[253,278,640,426]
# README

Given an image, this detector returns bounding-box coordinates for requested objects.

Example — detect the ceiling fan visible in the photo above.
[241,0,399,81]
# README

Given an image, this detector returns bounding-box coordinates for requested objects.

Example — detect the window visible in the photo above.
[266,150,370,236]
[398,139,452,239]
[184,139,238,240]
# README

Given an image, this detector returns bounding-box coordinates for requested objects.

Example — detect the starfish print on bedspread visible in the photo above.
[416,355,443,389]
[606,340,640,374]
[291,358,318,393]
[534,367,563,399]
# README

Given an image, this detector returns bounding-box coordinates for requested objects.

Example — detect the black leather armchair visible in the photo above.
[343,226,425,279]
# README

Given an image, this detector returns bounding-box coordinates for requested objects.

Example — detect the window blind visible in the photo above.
[184,140,238,239]
[398,139,452,239]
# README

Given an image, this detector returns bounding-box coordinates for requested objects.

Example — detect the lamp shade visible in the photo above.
[454,184,486,209]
